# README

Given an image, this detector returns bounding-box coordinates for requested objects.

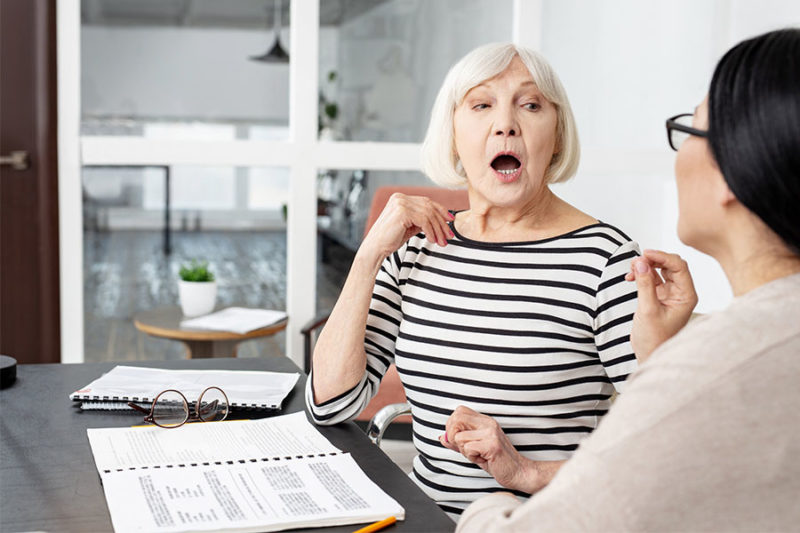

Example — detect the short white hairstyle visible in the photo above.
[421,42,580,188]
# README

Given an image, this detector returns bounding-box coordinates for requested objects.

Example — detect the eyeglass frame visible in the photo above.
[127,386,230,428]
[665,113,708,151]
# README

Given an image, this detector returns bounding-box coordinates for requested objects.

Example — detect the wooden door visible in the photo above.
[0,0,61,363]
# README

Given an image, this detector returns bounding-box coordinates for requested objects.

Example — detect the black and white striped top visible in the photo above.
[306,221,639,516]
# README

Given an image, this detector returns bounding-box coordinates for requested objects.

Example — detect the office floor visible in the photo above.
[83,228,417,472]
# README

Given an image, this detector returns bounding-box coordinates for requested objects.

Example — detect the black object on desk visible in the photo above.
[0,355,16,388]
[0,357,454,533]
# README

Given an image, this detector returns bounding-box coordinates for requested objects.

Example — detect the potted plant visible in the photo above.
[318,70,341,140]
[178,260,217,317]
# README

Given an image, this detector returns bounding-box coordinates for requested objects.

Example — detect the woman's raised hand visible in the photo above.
[625,249,699,361]
[360,193,455,260]
[439,406,552,494]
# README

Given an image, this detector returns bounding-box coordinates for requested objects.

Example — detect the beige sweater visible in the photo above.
[458,273,800,532]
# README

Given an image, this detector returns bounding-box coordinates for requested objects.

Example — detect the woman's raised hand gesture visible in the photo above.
[359,193,455,261]
[439,406,562,494]
[625,249,699,361]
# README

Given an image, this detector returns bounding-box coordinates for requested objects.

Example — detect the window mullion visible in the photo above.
[287,0,320,368]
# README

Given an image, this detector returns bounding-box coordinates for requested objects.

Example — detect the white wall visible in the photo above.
[542,0,800,312]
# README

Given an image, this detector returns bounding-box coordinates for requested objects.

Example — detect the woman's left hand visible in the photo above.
[440,406,560,494]
[624,249,698,361]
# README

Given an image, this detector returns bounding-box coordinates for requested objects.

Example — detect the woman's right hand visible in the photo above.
[625,249,698,361]
[359,193,455,260]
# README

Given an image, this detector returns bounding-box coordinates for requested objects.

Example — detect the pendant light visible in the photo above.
[250,0,289,63]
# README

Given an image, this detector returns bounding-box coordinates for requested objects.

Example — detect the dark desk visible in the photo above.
[0,358,453,533]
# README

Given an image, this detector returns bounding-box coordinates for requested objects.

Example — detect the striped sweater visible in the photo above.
[306,221,640,516]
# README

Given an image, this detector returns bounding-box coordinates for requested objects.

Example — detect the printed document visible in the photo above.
[87,412,405,533]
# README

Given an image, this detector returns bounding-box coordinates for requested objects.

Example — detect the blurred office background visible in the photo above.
[64,0,800,364]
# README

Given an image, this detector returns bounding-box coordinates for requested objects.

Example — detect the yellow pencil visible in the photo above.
[352,516,397,533]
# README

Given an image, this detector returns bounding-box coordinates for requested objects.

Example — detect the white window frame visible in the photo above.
[56,0,548,366]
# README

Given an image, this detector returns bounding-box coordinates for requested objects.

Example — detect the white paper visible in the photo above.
[87,412,404,533]
[70,366,299,409]
[102,454,404,533]
[88,413,338,472]
[180,308,287,335]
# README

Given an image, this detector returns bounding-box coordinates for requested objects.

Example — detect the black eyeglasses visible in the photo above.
[666,113,708,151]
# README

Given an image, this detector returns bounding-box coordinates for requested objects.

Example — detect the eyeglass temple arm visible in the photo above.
[127,402,151,414]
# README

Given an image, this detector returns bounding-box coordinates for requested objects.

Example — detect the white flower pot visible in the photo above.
[178,280,217,317]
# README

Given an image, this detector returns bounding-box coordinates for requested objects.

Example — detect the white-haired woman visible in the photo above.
[305,43,640,519]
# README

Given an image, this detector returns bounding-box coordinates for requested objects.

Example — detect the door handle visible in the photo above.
[0,151,30,170]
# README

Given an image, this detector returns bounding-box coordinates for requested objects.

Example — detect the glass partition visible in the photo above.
[82,164,289,362]
[318,0,514,142]
[315,168,436,314]
[80,0,291,139]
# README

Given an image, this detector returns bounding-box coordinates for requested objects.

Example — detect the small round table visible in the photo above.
[133,306,288,358]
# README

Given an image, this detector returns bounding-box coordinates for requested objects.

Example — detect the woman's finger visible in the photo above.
[426,200,454,242]
[439,433,459,452]
[643,250,692,278]
[631,258,662,316]
[462,442,487,463]
[425,213,448,246]
[431,205,455,243]
[451,428,491,448]
[643,249,697,301]
[408,203,448,246]
[444,406,475,444]
[452,406,495,429]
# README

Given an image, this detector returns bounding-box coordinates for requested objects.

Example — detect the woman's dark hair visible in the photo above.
[708,28,800,255]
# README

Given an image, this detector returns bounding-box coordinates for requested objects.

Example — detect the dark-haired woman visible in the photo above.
[455,28,800,532]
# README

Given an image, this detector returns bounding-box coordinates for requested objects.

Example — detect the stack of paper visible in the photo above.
[87,412,405,533]
[70,366,299,410]
[180,307,287,335]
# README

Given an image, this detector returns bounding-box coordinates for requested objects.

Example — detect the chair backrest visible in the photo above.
[363,185,470,238]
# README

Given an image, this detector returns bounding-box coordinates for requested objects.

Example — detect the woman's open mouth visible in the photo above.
[490,153,522,182]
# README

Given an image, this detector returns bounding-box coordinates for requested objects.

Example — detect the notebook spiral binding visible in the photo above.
[102,452,342,474]
[72,393,279,411]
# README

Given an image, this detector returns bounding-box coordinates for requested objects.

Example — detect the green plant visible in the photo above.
[179,260,215,282]
[318,70,339,132]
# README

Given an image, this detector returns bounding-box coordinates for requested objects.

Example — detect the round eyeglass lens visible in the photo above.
[197,387,229,422]
[152,390,189,428]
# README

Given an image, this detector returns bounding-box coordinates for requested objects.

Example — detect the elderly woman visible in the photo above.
[305,43,640,517]
[455,28,800,532]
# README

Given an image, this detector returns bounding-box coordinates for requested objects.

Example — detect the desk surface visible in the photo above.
[0,358,453,533]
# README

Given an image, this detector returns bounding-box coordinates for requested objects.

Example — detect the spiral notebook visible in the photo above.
[70,366,299,411]
[87,412,405,533]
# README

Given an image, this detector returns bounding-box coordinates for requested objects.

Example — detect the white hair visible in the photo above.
[421,42,580,188]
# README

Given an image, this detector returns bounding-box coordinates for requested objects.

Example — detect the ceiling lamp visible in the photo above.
[250,0,289,63]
